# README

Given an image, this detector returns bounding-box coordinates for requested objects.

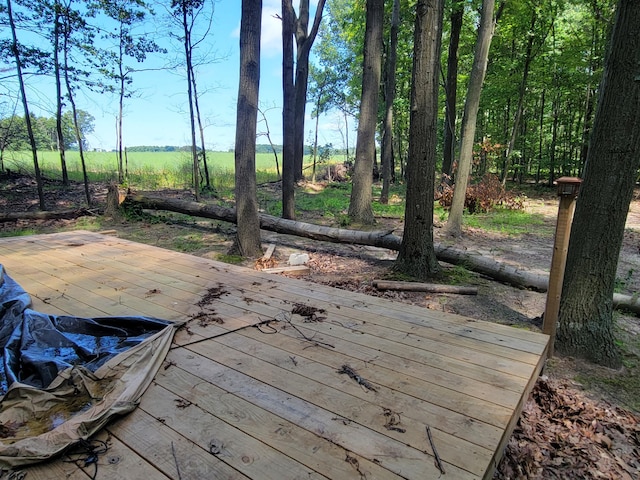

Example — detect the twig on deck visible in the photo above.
[254,318,279,334]
[171,441,183,480]
[277,312,335,349]
[382,407,406,433]
[337,364,377,392]
[426,425,446,475]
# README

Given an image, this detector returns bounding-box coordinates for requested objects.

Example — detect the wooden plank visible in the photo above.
[21,429,171,480]
[138,382,327,480]
[168,347,480,480]
[250,317,524,408]
[261,243,276,260]
[206,333,502,452]
[156,363,398,480]
[86,234,547,352]
[237,323,514,426]
[261,265,310,275]
[108,407,249,480]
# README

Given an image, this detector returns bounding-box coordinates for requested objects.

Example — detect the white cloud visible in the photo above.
[230,0,282,59]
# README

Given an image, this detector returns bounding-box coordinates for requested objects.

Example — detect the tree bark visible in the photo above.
[557,0,640,367]
[291,0,326,182]
[7,0,45,210]
[282,0,296,219]
[373,280,477,295]
[380,0,400,205]
[234,0,263,257]
[442,0,463,180]
[348,0,384,225]
[53,2,69,187]
[444,0,496,237]
[394,0,443,280]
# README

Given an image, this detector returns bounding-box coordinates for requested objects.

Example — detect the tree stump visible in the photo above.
[104,183,126,219]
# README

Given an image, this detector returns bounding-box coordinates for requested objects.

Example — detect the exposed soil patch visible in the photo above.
[2,173,640,479]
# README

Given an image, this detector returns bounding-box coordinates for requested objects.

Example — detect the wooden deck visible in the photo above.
[0,231,548,479]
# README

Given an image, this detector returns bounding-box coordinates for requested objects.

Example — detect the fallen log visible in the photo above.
[0,209,91,223]
[124,194,640,315]
[373,280,478,295]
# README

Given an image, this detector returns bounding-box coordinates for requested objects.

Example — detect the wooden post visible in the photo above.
[543,177,582,357]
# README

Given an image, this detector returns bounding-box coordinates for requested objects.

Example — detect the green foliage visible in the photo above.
[0,111,94,152]
[215,254,244,264]
[172,233,205,252]
[441,264,474,285]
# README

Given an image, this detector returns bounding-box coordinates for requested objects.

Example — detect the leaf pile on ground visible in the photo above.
[495,376,640,480]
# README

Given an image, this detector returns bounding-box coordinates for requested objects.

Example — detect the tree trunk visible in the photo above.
[442,0,463,180]
[62,11,91,207]
[7,0,45,210]
[348,0,384,225]
[182,8,200,201]
[291,0,326,182]
[444,0,496,237]
[53,3,69,187]
[282,0,296,220]
[234,0,263,257]
[192,68,210,191]
[557,0,640,368]
[380,0,400,205]
[117,24,125,184]
[394,0,443,280]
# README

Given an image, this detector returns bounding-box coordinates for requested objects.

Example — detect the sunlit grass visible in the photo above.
[463,208,547,235]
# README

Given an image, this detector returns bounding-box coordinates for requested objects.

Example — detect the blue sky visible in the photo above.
[28,0,352,152]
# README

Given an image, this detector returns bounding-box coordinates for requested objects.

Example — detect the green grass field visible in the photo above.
[3,150,285,190]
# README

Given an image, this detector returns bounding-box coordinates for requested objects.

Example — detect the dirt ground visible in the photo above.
[1,173,639,479]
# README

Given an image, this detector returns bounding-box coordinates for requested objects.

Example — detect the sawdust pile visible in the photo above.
[495,377,640,480]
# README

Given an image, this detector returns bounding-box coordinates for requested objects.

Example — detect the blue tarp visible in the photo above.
[0,264,178,467]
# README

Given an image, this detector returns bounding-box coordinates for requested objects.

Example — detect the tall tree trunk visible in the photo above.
[7,0,45,210]
[234,0,263,257]
[557,0,639,368]
[282,0,296,219]
[549,91,559,186]
[62,9,91,206]
[53,2,68,186]
[191,65,210,191]
[348,0,384,225]
[444,0,497,237]
[380,0,400,205]
[117,24,125,184]
[442,0,463,180]
[537,88,545,184]
[182,8,200,201]
[394,0,443,280]
[291,0,326,182]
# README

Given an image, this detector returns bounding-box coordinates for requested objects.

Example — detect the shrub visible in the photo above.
[436,173,525,213]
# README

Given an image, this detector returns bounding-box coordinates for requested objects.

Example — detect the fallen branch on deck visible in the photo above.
[123,194,640,315]
[373,280,478,295]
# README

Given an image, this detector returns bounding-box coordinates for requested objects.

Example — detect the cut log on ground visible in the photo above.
[124,194,640,316]
[373,280,478,295]
[0,209,91,223]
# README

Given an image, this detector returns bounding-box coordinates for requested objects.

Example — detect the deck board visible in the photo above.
[0,231,548,479]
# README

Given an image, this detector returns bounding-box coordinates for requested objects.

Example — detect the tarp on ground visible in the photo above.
[0,264,179,468]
